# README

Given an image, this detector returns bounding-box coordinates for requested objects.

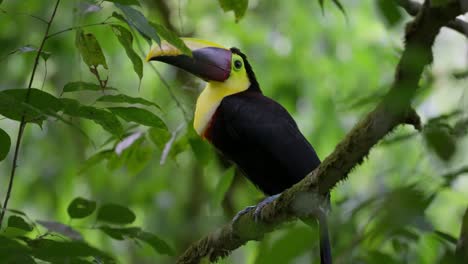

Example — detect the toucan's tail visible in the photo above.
[318,213,332,264]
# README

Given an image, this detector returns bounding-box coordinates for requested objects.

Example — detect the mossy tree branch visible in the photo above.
[396,0,468,38]
[176,1,466,263]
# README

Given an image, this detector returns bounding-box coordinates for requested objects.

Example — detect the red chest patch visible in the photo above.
[202,109,220,142]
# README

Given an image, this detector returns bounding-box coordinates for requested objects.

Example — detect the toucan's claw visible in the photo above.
[232,205,256,223]
[253,194,280,221]
[232,194,281,224]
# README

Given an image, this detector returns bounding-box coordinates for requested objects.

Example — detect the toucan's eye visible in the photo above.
[234,60,242,70]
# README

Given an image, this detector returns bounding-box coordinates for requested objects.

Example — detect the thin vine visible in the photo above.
[0,0,62,228]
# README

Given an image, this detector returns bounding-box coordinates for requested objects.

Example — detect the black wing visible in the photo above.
[214,91,320,195]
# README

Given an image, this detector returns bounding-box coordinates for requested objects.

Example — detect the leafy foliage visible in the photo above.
[0,197,171,262]
[75,30,108,70]
[108,106,166,129]
[67,197,97,219]
[317,0,347,17]
[99,226,174,255]
[7,215,33,232]
[97,203,136,225]
[104,0,140,5]
[114,4,161,45]
[62,81,116,93]
[111,25,143,81]
[212,167,235,208]
[376,0,403,27]
[149,22,192,56]
[0,88,63,124]
[96,94,160,109]
[36,220,83,240]
[61,98,124,137]
[218,0,248,22]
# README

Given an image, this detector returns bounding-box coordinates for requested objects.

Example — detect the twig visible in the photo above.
[177,0,184,34]
[395,0,468,38]
[90,65,108,90]
[176,1,463,263]
[41,59,48,90]
[0,0,61,229]
[46,22,116,39]
[0,7,48,24]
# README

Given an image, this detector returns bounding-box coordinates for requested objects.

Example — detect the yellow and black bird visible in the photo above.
[147,38,331,264]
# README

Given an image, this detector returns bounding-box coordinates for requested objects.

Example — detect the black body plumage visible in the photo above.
[205,90,321,195]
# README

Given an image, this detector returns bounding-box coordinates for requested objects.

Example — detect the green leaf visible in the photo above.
[111,25,143,81]
[98,226,174,255]
[369,185,433,241]
[36,220,83,240]
[218,0,248,22]
[212,167,235,208]
[148,127,171,149]
[108,107,166,129]
[97,204,136,225]
[106,135,153,175]
[256,226,315,264]
[61,98,124,137]
[98,226,141,240]
[452,69,468,79]
[111,11,127,23]
[7,216,33,232]
[104,0,140,5]
[8,209,27,216]
[124,137,153,175]
[434,230,458,245]
[0,236,32,259]
[0,88,63,124]
[423,124,456,161]
[149,22,192,56]
[75,30,108,69]
[137,231,174,256]
[114,4,160,45]
[318,0,325,14]
[365,251,399,264]
[67,197,97,219]
[96,94,160,109]
[79,149,114,174]
[62,81,116,93]
[376,0,403,27]
[454,117,468,137]
[1,254,36,264]
[0,128,10,161]
[331,0,347,17]
[30,239,113,262]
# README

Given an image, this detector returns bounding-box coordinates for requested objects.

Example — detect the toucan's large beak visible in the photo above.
[146,38,232,82]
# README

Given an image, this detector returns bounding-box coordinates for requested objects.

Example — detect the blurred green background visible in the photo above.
[0,0,467,263]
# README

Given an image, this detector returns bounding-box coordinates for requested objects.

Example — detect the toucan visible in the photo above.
[146,38,332,264]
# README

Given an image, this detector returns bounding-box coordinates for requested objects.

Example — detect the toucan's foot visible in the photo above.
[253,194,281,221]
[232,194,281,223]
[232,205,256,223]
